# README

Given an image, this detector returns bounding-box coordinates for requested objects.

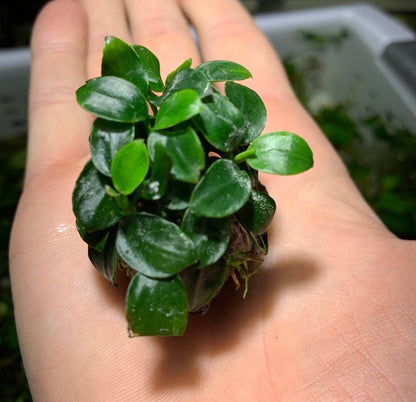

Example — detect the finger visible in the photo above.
[124,0,201,78]
[77,0,131,78]
[180,0,294,97]
[178,0,328,134]
[27,0,90,181]
[179,1,363,192]
[179,0,385,231]
[178,0,341,161]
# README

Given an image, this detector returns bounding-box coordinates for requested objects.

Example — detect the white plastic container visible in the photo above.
[0,3,415,138]
[254,3,416,134]
[0,48,30,138]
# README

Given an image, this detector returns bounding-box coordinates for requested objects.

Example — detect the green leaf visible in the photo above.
[148,129,205,183]
[116,213,197,278]
[88,229,119,285]
[72,160,123,231]
[126,273,188,336]
[102,36,148,95]
[90,118,135,177]
[189,159,251,218]
[111,140,150,195]
[76,76,148,123]
[196,60,252,82]
[195,92,246,152]
[132,44,164,92]
[180,260,228,313]
[225,81,266,143]
[165,58,192,86]
[236,190,276,234]
[154,89,204,130]
[161,181,194,210]
[140,143,172,200]
[75,219,110,251]
[181,209,230,268]
[246,131,314,174]
[152,68,211,106]
[105,186,133,213]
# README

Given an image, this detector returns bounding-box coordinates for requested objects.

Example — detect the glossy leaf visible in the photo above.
[102,36,147,95]
[126,273,188,336]
[75,219,110,251]
[90,118,135,177]
[195,92,245,152]
[196,60,252,82]
[181,209,230,268]
[104,186,133,214]
[76,76,148,123]
[180,260,228,313]
[247,131,314,175]
[189,159,251,218]
[225,81,266,143]
[132,44,164,92]
[153,68,211,106]
[88,229,119,285]
[148,129,205,183]
[116,213,197,278]
[111,140,149,195]
[236,190,276,234]
[73,39,315,337]
[154,89,204,130]
[161,181,194,210]
[73,160,123,231]
[140,143,172,200]
[165,58,192,86]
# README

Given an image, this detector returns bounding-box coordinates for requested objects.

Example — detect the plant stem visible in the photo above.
[150,102,158,116]
[233,149,256,164]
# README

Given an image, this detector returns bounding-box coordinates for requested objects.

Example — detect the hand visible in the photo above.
[10,0,416,400]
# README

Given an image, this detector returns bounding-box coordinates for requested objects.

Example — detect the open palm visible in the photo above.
[10,0,416,400]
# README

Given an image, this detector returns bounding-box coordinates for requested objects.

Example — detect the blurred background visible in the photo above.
[1,1,415,400]
[1,0,416,47]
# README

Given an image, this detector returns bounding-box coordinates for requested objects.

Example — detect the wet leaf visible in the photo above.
[189,159,251,218]
[195,92,245,152]
[180,260,228,313]
[236,190,276,234]
[75,219,110,251]
[90,119,135,177]
[196,60,252,82]
[161,181,194,211]
[140,143,172,200]
[154,89,204,130]
[165,58,192,86]
[76,76,148,123]
[116,213,197,278]
[181,209,230,268]
[247,131,314,174]
[148,129,205,183]
[153,67,211,106]
[73,160,123,231]
[102,36,148,95]
[132,44,164,92]
[225,81,266,143]
[126,273,188,336]
[111,140,149,195]
[88,229,119,285]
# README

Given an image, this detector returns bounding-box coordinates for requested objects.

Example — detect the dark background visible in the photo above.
[0,0,46,47]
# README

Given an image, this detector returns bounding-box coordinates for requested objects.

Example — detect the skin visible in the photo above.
[9,0,416,400]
